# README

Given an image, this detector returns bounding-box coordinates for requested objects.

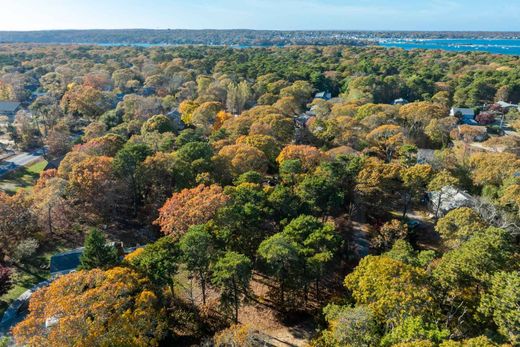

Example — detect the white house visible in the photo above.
[315,91,332,101]
[429,186,476,216]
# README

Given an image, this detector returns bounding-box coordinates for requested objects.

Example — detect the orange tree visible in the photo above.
[276,144,322,172]
[67,155,121,219]
[12,267,167,347]
[155,184,229,239]
[0,191,37,261]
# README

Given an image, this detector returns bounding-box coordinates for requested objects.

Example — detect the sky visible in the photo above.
[0,0,519,32]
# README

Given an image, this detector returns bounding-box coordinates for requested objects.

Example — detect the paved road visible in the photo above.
[0,149,44,177]
[0,280,51,338]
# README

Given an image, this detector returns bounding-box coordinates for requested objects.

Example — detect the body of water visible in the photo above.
[78,38,520,56]
[379,39,520,55]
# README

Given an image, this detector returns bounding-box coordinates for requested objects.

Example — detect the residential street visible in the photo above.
[0,149,44,177]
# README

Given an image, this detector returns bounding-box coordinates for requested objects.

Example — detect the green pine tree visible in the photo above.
[79,228,120,270]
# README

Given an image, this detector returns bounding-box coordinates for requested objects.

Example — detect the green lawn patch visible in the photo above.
[0,159,48,194]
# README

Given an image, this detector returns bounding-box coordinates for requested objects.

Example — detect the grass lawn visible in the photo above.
[0,159,48,194]
[0,245,69,319]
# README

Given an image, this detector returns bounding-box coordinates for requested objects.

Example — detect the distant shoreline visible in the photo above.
[1,30,520,55]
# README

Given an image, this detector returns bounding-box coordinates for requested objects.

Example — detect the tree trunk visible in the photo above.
[280,280,285,308]
[435,192,443,219]
[315,277,320,302]
[402,192,410,219]
[169,278,175,298]
[130,175,139,216]
[200,272,206,305]
[303,263,308,304]
[47,205,53,235]
[232,278,239,324]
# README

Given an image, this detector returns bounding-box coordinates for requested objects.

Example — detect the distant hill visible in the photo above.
[0,29,518,46]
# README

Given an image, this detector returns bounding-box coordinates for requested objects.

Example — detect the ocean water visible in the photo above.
[378,39,520,55]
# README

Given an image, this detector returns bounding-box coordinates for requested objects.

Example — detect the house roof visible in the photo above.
[49,248,83,275]
[417,148,435,164]
[496,101,518,108]
[0,101,21,113]
[393,98,408,104]
[429,186,476,215]
[315,91,332,100]
[451,107,475,116]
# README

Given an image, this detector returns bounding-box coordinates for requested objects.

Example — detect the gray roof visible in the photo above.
[315,91,332,100]
[429,186,476,216]
[50,248,83,275]
[496,101,518,108]
[417,148,435,164]
[0,101,20,113]
[450,107,475,117]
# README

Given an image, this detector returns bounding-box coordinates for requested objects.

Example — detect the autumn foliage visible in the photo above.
[13,267,167,347]
[155,184,229,238]
[276,145,322,171]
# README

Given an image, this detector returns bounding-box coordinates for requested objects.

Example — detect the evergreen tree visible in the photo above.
[79,228,119,270]
[212,251,252,323]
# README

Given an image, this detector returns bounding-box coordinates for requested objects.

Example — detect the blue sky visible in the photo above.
[1,0,519,31]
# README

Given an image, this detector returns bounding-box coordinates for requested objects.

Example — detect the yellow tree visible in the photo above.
[435,207,486,248]
[499,183,520,218]
[469,152,520,187]
[398,102,445,137]
[13,267,167,347]
[356,157,402,208]
[401,164,433,218]
[344,256,437,328]
[366,124,404,162]
[249,113,295,143]
[236,134,281,164]
[217,144,269,177]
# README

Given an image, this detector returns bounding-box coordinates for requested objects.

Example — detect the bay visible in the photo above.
[378,38,520,55]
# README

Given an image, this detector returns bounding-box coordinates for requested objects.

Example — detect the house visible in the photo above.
[393,98,408,105]
[141,87,155,96]
[0,101,21,118]
[496,101,518,110]
[49,242,126,277]
[167,109,185,130]
[450,107,477,125]
[417,148,435,164]
[294,113,312,128]
[116,93,125,102]
[315,91,332,101]
[30,91,47,101]
[429,186,476,216]
[49,248,83,277]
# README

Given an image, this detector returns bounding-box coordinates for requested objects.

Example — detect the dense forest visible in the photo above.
[0,44,519,346]
[0,29,519,46]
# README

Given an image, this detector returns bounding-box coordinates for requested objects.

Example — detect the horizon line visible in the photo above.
[1,28,520,33]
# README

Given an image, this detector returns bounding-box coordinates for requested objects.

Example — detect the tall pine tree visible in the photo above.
[79,228,119,270]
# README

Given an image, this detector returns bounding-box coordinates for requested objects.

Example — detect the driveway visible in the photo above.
[0,149,44,177]
[0,279,51,338]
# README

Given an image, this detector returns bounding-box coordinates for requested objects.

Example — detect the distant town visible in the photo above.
[0,29,519,47]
